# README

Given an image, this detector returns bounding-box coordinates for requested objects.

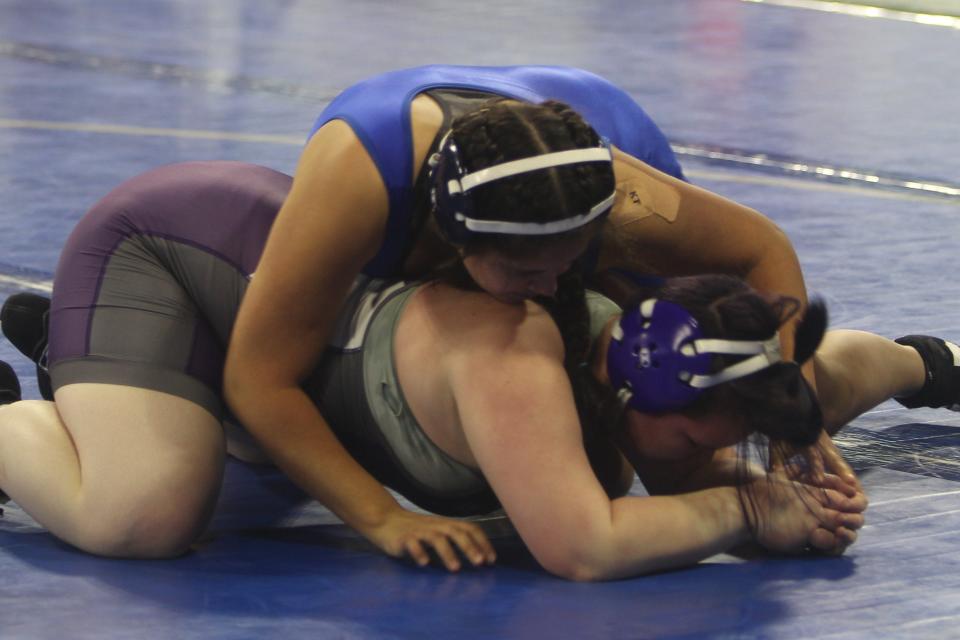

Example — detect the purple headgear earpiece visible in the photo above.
[428,130,616,245]
[607,299,783,413]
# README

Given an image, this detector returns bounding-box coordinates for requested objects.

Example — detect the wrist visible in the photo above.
[711,485,753,547]
[341,497,405,537]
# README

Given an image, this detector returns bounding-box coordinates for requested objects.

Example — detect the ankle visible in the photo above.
[893,335,960,409]
[893,342,930,399]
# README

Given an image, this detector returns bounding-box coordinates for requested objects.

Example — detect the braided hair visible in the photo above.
[445,99,616,255]
[538,270,628,495]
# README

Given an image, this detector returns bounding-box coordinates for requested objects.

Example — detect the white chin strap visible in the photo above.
[447,145,615,236]
[681,335,783,389]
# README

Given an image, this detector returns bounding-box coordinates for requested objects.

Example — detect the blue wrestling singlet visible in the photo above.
[309,65,684,277]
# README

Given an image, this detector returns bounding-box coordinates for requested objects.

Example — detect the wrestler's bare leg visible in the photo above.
[0,384,224,558]
[813,330,926,434]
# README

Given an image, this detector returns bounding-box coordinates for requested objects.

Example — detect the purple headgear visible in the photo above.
[607,299,783,413]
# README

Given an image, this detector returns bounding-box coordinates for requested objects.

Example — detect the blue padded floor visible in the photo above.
[2,1,959,638]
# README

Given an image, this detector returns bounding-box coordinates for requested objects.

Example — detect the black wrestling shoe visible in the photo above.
[894,335,960,411]
[0,292,53,400]
[0,360,20,406]
[0,360,20,511]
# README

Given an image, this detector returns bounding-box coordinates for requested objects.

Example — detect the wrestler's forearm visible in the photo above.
[234,386,402,531]
[742,223,809,362]
[574,487,749,581]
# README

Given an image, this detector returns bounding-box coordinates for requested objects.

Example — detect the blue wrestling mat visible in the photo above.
[2,1,959,638]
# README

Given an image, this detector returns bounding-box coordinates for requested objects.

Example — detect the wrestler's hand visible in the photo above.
[365,509,497,571]
[748,471,864,556]
[806,430,861,492]
[791,467,867,556]
[772,431,863,503]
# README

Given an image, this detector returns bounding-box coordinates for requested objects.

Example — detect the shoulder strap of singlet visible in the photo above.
[401,88,504,269]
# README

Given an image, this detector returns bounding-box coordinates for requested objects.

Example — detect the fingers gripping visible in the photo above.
[752,471,866,555]
[399,520,497,572]
[803,485,865,555]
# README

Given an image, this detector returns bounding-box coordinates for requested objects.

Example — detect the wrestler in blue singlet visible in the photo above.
[309,65,684,277]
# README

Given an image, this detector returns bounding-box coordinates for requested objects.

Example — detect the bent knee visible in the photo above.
[76,491,216,559]
[0,399,59,426]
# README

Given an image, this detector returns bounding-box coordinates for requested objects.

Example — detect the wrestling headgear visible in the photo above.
[428,130,616,245]
[607,299,784,413]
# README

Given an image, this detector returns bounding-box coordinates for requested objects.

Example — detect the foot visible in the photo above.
[0,360,20,510]
[0,359,20,406]
[0,292,52,400]
[894,335,960,410]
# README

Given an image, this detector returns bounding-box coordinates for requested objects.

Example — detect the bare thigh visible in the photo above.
[48,384,225,556]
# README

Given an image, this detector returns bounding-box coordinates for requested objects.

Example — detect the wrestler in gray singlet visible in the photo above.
[304,280,621,516]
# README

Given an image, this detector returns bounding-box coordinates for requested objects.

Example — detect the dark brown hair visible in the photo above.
[649,276,829,540]
[645,275,824,448]
[447,99,616,256]
[542,273,828,527]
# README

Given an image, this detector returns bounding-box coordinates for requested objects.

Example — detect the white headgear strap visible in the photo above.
[445,142,615,236]
[681,335,784,389]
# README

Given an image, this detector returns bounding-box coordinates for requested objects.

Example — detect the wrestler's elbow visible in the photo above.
[541,548,620,582]
[531,527,619,582]
[545,557,608,582]
[222,350,259,420]
[531,544,594,582]
[759,219,797,264]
